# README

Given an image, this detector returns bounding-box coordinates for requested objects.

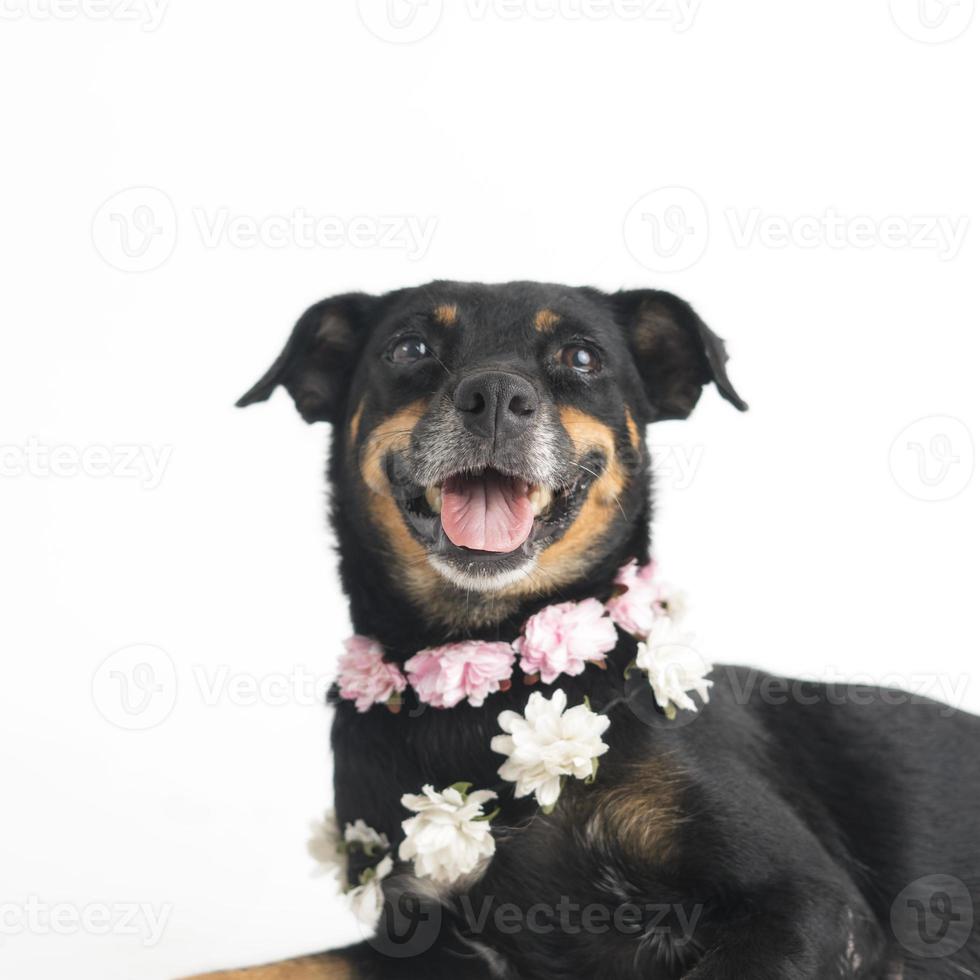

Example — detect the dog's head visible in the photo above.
[239,281,744,629]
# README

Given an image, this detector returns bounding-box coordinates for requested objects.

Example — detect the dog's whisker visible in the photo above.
[573,460,628,523]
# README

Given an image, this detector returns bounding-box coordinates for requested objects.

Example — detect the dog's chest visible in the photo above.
[331,698,515,838]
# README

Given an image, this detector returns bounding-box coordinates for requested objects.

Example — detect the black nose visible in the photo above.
[453,371,539,441]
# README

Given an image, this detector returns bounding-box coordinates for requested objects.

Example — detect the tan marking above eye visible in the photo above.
[432,303,458,327]
[534,309,561,333]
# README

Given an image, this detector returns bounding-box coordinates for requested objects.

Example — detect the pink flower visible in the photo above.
[606,559,659,636]
[337,635,407,712]
[514,599,617,684]
[405,641,516,709]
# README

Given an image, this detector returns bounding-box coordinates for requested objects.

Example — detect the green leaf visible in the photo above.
[584,757,600,785]
[449,781,473,798]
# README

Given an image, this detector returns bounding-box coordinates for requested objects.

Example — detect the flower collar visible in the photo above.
[336,559,699,718]
[315,560,712,928]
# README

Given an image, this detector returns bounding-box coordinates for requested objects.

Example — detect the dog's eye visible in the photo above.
[559,344,601,374]
[388,336,431,365]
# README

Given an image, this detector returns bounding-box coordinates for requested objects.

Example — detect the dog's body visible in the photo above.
[326,663,980,980]
[192,282,980,980]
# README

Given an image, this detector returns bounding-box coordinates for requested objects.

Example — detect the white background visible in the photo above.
[1,1,978,977]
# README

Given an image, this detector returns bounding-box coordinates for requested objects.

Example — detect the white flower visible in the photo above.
[307,809,345,880]
[635,617,712,719]
[307,810,393,929]
[399,784,497,887]
[654,583,689,624]
[343,819,390,855]
[348,854,393,928]
[491,689,610,810]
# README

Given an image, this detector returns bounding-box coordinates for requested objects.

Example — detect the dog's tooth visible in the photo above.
[529,485,553,517]
[425,485,443,514]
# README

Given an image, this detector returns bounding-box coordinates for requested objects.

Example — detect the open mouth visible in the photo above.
[394,455,602,586]
[431,471,550,553]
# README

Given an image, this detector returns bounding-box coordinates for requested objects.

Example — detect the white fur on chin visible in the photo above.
[428,554,538,592]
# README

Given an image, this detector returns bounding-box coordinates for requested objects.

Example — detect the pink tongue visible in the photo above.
[441,472,534,553]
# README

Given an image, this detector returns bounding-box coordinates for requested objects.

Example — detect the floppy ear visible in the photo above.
[613,289,748,422]
[236,293,377,423]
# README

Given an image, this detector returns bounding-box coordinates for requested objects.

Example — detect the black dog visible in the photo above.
[192,281,980,980]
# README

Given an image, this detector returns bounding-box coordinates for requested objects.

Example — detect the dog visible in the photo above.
[189,281,980,979]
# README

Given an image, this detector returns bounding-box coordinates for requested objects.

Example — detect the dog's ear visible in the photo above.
[236,293,377,424]
[613,288,748,422]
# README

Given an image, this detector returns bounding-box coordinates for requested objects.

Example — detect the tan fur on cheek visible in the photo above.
[358,400,447,605]
[348,398,365,447]
[359,401,426,492]
[557,407,627,506]
[534,407,626,583]
[624,407,641,451]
